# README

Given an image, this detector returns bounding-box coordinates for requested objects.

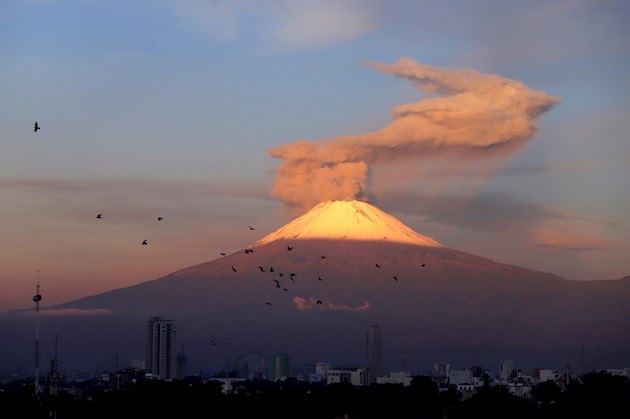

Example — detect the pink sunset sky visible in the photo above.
[1,0,629,313]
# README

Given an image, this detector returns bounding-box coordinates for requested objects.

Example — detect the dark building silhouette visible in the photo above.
[366,324,382,383]
[147,316,177,380]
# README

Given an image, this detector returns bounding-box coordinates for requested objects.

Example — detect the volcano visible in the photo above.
[3,200,629,375]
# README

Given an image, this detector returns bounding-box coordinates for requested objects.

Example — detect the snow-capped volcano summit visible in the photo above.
[253,200,443,247]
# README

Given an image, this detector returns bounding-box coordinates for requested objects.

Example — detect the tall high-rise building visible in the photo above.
[499,358,513,381]
[147,316,177,380]
[366,324,382,383]
[269,353,290,381]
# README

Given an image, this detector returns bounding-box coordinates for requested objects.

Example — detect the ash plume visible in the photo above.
[269,57,561,212]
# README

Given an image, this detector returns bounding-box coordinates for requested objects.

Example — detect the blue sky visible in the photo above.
[1,0,629,312]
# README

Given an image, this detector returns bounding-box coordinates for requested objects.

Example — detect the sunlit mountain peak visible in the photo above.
[253,199,443,247]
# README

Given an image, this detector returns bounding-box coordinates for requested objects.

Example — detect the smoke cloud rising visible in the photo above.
[269,57,561,211]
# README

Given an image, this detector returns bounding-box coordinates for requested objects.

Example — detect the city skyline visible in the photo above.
[2,313,620,380]
[1,1,629,314]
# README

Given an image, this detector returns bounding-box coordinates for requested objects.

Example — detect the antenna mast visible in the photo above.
[33,269,43,396]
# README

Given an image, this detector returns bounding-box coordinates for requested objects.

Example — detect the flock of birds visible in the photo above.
[38,103,431,310]
[36,121,165,247]
[221,228,429,308]
[35,118,429,356]
[97,208,431,309]
[95,212,163,245]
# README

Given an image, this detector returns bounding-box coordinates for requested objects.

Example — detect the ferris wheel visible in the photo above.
[234,351,269,380]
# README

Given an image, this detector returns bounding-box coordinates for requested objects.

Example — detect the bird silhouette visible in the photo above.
[244,249,254,254]
[220,252,226,256]
[318,276,323,281]
[249,226,255,230]
[278,273,284,277]
[375,263,381,268]
[231,265,237,272]
[273,279,280,288]
[96,214,103,219]
[266,302,271,305]
[211,339,216,346]
[421,263,426,267]
[157,217,164,221]
[287,246,293,251]
[316,300,323,305]
[34,122,40,132]
[269,266,275,272]
[141,240,148,245]
[393,276,398,282]
[320,255,326,259]
[258,266,266,272]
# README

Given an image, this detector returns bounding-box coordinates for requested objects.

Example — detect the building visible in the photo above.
[327,368,367,386]
[269,353,290,381]
[376,371,412,386]
[366,325,382,383]
[499,359,513,382]
[308,362,331,383]
[147,316,177,380]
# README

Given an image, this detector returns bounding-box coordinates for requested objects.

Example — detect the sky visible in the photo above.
[1,0,629,314]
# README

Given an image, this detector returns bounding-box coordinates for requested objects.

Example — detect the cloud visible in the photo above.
[380,189,617,256]
[498,155,630,176]
[526,226,609,253]
[273,0,383,49]
[161,0,382,49]
[269,57,561,212]
[293,296,371,313]
[163,0,243,44]
[36,308,113,316]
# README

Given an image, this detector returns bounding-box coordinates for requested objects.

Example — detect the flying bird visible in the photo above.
[393,276,398,282]
[316,300,323,305]
[266,302,271,305]
[287,246,293,251]
[321,255,326,259]
[244,249,254,254]
[249,226,255,230]
[273,279,280,288]
[231,265,237,272]
[157,217,163,221]
[211,339,216,346]
[96,214,103,219]
[220,252,226,256]
[269,266,275,272]
[258,266,266,272]
[141,240,148,245]
[318,276,323,281]
[34,122,40,132]
[375,263,381,268]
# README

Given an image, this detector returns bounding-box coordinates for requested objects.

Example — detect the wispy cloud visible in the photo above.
[37,308,113,316]
[162,0,244,44]
[293,296,371,313]
[499,154,630,176]
[526,225,609,253]
[272,0,383,49]
[161,0,382,49]
[382,189,617,254]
